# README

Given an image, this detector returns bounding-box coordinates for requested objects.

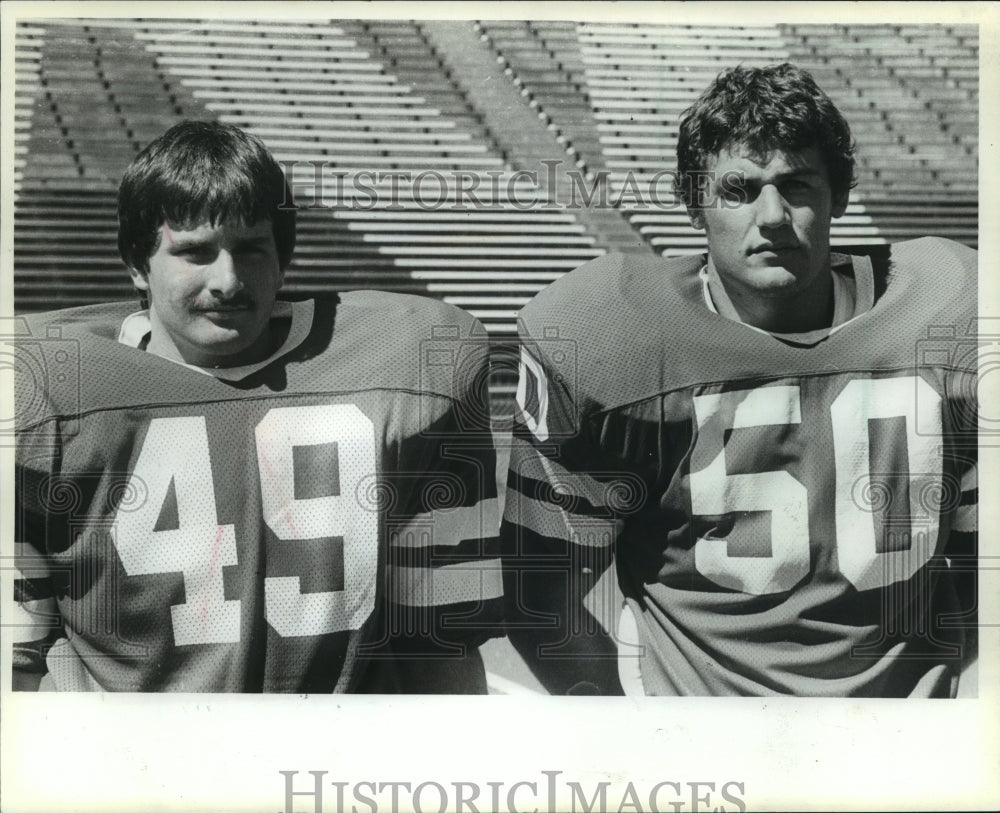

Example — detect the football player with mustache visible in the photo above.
[13,121,504,692]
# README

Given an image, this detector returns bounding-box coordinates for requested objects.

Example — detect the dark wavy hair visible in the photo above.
[118,120,296,274]
[675,63,856,207]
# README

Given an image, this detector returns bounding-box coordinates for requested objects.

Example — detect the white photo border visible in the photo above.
[1,2,997,811]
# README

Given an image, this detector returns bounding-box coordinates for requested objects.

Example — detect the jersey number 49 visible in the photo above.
[113,405,378,645]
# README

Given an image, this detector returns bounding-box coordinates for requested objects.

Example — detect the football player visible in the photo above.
[501,64,978,696]
[12,121,503,692]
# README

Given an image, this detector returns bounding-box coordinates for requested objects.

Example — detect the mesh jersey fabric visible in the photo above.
[13,291,503,692]
[501,236,978,697]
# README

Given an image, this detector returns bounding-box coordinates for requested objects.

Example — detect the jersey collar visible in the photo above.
[700,253,875,346]
[117,299,315,381]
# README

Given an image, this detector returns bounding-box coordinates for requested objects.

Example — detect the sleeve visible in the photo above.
[499,319,626,695]
[12,426,66,691]
[382,330,504,658]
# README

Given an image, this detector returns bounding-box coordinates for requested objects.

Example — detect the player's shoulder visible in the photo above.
[20,300,136,339]
[888,236,976,276]
[517,251,702,370]
[332,289,484,339]
[305,291,490,403]
[14,301,141,430]
[519,251,701,343]
[880,237,976,317]
[521,252,701,330]
[881,237,977,378]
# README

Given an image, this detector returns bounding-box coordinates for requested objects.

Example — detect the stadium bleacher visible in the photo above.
[13,19,604,336]
[14,18,978,326]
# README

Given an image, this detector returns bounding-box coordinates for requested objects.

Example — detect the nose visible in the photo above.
[755,185,789,229]
[206,250,243,298]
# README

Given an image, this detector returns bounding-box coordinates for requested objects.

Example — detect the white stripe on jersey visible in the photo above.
[389,499,499,549]
[389,560,503,607]
[503,492,617,549]
[504,439,621,548]
[510,437,610,507]
[11,542,59,643]
[10,598,58,644]
[14,542,50,577]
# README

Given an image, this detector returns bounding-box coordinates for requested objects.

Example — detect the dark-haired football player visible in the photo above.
[502,64,977,696]
[13,120,503,692]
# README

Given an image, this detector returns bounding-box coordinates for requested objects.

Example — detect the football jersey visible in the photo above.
[501,237,978,697]
[13,293,503,692]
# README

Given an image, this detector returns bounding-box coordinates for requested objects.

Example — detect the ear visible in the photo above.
[831,191,849,219]
[687,207,706,231]
[128,266,150,292]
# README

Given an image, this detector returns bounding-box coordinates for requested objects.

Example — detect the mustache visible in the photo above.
[192,295,256,311]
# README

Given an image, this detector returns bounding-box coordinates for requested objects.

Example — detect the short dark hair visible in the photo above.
[675,63,856,207]
[117,120,296,274]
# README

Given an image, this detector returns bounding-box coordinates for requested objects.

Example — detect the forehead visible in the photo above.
[706,143,827,179]
[158,217,274,245]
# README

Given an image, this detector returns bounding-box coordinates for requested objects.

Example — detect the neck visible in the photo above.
[707,261,835,334]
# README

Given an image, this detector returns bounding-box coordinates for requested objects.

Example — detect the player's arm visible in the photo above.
[501,339,624,696]
[376,334,504,693]
[11,548,60,691]
[11,500,64,691]
[12,435,64,691]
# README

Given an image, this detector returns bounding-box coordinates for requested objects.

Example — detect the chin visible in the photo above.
[744,265,801,289]
[194,329,256,357]
[746,250,800,267]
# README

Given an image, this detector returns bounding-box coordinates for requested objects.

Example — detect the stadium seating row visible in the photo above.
[14,18,977,333]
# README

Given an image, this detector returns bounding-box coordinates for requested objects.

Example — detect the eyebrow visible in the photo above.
[167,234,271,252]
[776,168,824,180]
[167,237,213,252]
[726,167,824,184]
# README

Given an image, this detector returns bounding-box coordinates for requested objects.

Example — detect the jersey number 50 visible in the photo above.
[690,377,944,595]
[113,405,378,645]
